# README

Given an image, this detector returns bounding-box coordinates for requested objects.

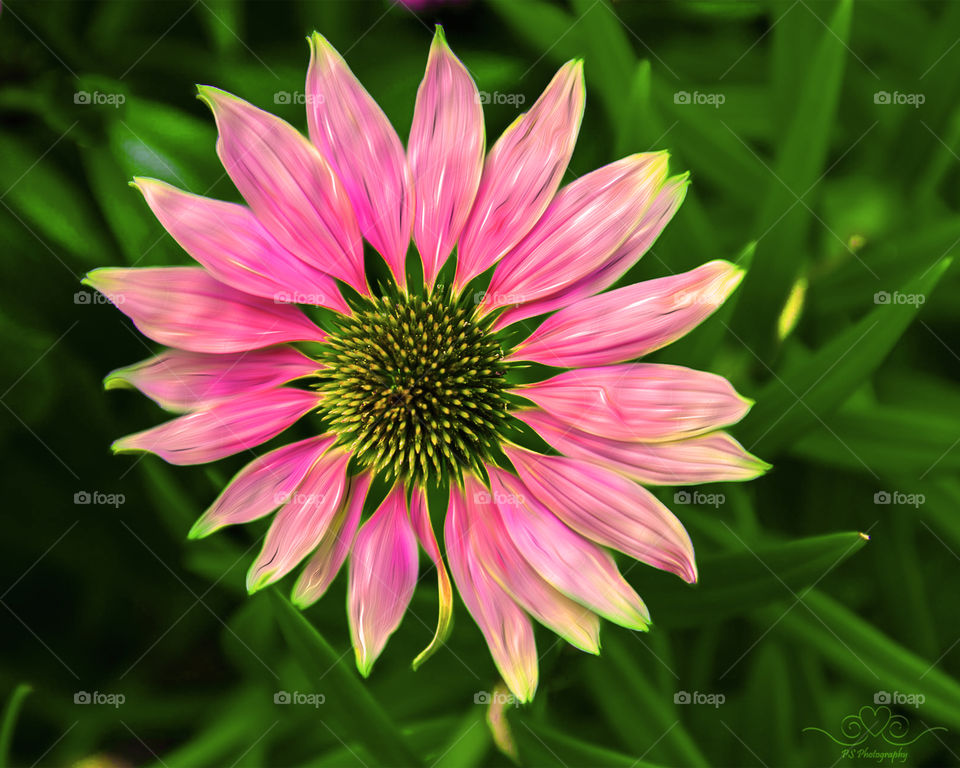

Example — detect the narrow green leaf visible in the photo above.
[509,716,668,768]
[771,590,960,730]
[0,684,32,768]
[733,0,853,355]
[431,710,490,768]
[739,256,952,454]
[634,532,868,628]
[268,590,423,767]
[568,0,634,127]
[486,0,581,61]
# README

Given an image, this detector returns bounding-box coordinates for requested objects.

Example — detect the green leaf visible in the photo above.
[771,590,960,730]
[486,0,581,62]
[0,683,32,768]
[635,532,868,628]
[509,717,668,768]
[568,0,634,127]
[738,256,952,454]
[732,0,853,356]
[790,403,960,475]
[268,590,423,767]
[431,711,490,768]
[0,132,112,267]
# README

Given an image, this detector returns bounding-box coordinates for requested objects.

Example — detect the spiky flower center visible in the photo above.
[316,293,509,483]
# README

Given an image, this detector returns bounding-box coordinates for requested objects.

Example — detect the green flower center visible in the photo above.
[316,292,509,484]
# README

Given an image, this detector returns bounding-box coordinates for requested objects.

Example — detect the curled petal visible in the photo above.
[446,485,538,703]
[105,347,319,412]
[490,467,650,630]
[518,410,770,486]
[505,447,697,583]
[409,487,454,669]
[348,486,419,676]
[409,27,484,288]
[515,364,753,443]
[190,435,335,539]
[455,61,584,289]
[509,260,744,367]
[493,175,688,329]
[465,477,600,654]
[307,33,414,287]
[197,86,365,292]
[483,153,669,312]
[83,267,325,353]
[292,473,371,607]
[133,178,349,312]
[112,388,321,465]
[247,447,351,592]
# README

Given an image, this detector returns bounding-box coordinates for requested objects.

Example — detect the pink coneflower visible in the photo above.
[87,28,768,701]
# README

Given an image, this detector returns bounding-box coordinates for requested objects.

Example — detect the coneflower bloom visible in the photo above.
[87,28,768,702]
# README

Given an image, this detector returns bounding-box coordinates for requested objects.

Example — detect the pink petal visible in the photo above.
[133,178,349,313]
[112,388,321,465]
[493,175,688,329]
[247,447,351,591]
[464,477,600,654]
[291,472,371,607]
[508,260,744,367]
[348,486,419,676]
[105,347,319,412]
[489,467,650,630]
[409,28,484,288]
[83,267,325,353]
[189,435,335,538]
[455,61,585,289]
[445,485,538,703]
[483,153,669,312]
[409,486,454,669]
[306,34,414,287]
[518,410,770,486]
[515,364,753,443]
[196,86,365,292]
[505,447,697,583]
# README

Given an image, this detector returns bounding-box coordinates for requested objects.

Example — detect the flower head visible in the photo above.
[89,28,768,702]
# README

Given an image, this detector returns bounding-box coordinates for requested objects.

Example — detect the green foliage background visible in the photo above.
[1,1,959,765]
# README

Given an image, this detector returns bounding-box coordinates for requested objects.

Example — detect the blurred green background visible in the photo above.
[2,0,960,765]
